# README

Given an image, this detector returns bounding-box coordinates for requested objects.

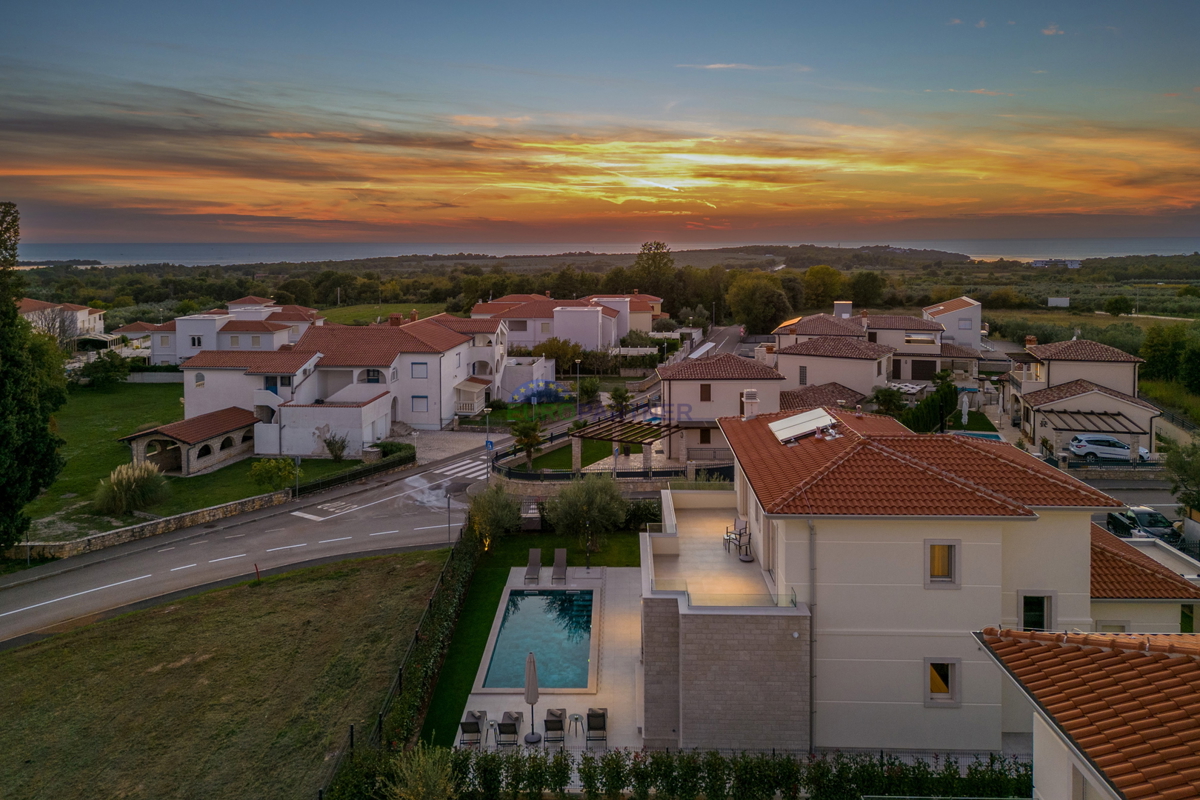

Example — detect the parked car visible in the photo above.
[1106,506,1183,544]
[1068,434,1150,462]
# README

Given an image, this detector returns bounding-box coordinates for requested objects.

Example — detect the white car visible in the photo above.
[1068,434,1149,462]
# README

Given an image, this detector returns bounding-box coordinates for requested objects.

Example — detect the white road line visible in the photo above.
[290,511,325,521]
[188,540,208,546]
[158,547,175,553]
[413,522,463,531]
[266,544,307,552]
[171,564,197,572]
[209,554,246,563]
[318,537,352,544]
[265,528,285,533]
[321,474,456,519]
[0,574,153,619]
[439,462,484,476]
[369,530,401,537]
[225,534,245,539]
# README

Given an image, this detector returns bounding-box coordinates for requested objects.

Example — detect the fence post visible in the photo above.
[349,723,354,753]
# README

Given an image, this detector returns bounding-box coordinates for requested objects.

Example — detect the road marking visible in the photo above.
[171,564,197,572]
[158,547,175,553]
[0,574,153,619]
[290,512,325,521]
[265,528,285,533]
[266,544,307,552]
[318,501,358,513]
[414,522,463,531]
[225,534,245,539]
[209,554,246,563]
[188,540,208,546]
[318,537,353,544]
[369,530,400,537]
[320,474,456,519]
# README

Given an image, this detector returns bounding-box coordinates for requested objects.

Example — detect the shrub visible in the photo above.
[653,317,679,332]
[376,441,417,461]
[599,749,629,799]
[579,375,601,405]
[381,742,456,800]
[467,483,521,551]
[486,398,509,411]
[93,461,168,515]
[323,432,350,462]
[548,749,573,799]
[250,457,302,492]
[626,498,662,531]
[578,751,601,800]
[78,350,131,390]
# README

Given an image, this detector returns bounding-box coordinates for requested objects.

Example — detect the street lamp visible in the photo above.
[483,407,493,486]
[574,359,582,417]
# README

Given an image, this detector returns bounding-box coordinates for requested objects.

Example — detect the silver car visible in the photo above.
[1068,434,1149,462]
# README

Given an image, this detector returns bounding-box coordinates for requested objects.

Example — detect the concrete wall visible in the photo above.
[1031,714,1117,800]
[641,597,682,748]
[184,368,262,418]
[554,306,607,350]
[776,352,887,395]
[215,327,289,351]
[1091,599,1188,633]
[661,378,783,424]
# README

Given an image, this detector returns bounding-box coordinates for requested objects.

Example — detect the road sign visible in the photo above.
[485,440,494,451]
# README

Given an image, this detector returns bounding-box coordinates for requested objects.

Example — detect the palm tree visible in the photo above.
[511,419,544,468]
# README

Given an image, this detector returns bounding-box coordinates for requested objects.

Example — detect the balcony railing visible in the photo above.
[650,578,797,609]
[455,398,485,415]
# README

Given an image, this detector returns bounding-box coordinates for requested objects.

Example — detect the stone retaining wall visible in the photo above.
[5,490,291,560]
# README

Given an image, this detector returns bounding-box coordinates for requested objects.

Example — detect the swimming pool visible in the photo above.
[482,590,594,689]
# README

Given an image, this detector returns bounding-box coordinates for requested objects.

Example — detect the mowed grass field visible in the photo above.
[0,552,445,800]
[318,302,447,325]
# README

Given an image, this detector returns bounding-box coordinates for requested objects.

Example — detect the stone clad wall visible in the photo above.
[641,597,682,748]
[5,490,291,560]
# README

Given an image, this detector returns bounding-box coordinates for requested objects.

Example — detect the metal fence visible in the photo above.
[295,452,417,496]
[1138,392,1199,433]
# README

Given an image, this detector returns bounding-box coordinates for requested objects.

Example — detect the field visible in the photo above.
[0,552,445,800]
[26,382,361,542]
[979,308,1189,334]
[420,531,641,747]
[1140,380,1200,426]
[318,302,447,325]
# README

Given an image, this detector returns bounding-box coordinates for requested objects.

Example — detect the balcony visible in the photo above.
[253,389,283,409]
[1007,371,1046,396]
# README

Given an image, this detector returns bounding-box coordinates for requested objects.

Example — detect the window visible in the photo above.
[251,335,261,348]
[364,369,382,384]
[230,335,240,347]
[1020,593,1055,631]
[190,336,202,347]
[867,331,877,343]
[540,322,551,334]
[699,428,711,445]
[280,375,292,387]
[877,360,882,376]
[925,540,960,589]
[457,352,461,367]
[194,373,205,387]
[390,368,398,382]
[905,334,937,346]
[700,383,712,402]
[924,658,961,707]
[509,320,528,332]
[1184,604,1194,633]
[412,396,430,413]
[958,318,972,330]
[798,366,807,386]
[160,335,170,347]
[411,362,428,379]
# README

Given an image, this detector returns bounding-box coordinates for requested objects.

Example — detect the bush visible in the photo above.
[626,498,662,531]
[485,398,508,411]
[249,457,302,491]
[381,742,456,800]
[93,461,168,515]
[77,350,130,390]
[323,432,350,462]
[653,317,679,332]
[376,441,417,461]
[579,375,601,405]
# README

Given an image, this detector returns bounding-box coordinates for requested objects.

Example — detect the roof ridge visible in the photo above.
[981,626,1200,658]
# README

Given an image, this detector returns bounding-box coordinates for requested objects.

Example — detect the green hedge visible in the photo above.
[899,383,959,434]
[375,441,417,460]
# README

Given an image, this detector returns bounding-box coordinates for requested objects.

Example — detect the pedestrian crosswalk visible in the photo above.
[433,455,491,481]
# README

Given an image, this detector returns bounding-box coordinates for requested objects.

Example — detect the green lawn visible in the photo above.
[318,302,448,325]
[150,458,363,517]
[0,551,445,800]
[944,410,999,433]
[420,531,641,747]
[528,439,642,470]
[1140,380,1200,426]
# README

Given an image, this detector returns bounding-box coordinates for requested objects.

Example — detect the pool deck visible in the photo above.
[461,566,643,750]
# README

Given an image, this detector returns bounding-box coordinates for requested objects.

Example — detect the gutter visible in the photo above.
[808,517,817,755]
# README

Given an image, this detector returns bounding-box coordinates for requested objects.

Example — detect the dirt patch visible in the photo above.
[388,429,488,465]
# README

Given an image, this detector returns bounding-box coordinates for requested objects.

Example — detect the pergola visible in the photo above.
[568,418,684,472]
[1037,409,1149,462]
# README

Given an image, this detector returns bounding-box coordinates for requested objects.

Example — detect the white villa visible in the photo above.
[147,296,326,365]
[470,291,662,350]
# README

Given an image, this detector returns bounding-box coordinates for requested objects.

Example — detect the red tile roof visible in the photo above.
[121,406,259,445]
[1027,339,1144,363]
[773,313,866,337]
[112,321,157,334]
[977,627,1200,800]
[778,337,895,360]
[923,296,979,317]
[227,296,276,305]
[179,350,318,374]
[16,298,59,314]
[151,320,177,331]
[940,342,982,359]
[1023,379,1159,411]
[489,299,591,319]
[413,313,501,334]
[582,295,656,312]
[780,383,867,411]
[265,311,320,323]
[1091,525,1200,600]
[218,320,291,332]
[656,353,785,381]
[718,408,1121,517]
[294,321,469,366]
[862,314,944,331]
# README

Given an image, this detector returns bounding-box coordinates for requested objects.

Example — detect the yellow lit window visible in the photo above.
[929,544,954,582]
[930,663,951,696]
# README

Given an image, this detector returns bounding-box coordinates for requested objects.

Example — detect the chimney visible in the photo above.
[1025,335,1038,347]
[633,289,639,295]
[388,313,405,327]
[545,290,551,298]
[742,388,760,420]
[410,309,419,322]
[854,404,863,418]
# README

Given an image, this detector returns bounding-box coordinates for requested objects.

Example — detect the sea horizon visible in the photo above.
[17,237,1200,268]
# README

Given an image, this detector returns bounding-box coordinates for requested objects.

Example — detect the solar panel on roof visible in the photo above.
[768,408,836,444]
[688,342,716,359]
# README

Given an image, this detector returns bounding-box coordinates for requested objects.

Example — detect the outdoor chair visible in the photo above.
[524,548,541,585]
[551,548,567,585]
[458,710,486,748]
[497,711,524,748]
[723,519,747,553]
[585,707,608,750]
[544,708,566,747]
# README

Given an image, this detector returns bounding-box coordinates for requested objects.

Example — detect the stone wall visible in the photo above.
[4,490,291,560]
[641,597,682,748]
[125,372,184,383]
[493,472,675,497]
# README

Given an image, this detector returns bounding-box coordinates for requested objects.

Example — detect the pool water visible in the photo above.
[483,590,594,689]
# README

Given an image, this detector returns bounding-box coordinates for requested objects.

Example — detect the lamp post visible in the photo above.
[483,407,492,486]
[574,358,582,417]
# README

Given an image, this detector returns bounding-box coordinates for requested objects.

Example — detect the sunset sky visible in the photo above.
[3,1,1199,244]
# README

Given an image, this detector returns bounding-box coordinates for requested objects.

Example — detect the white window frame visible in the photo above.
[412,395,430,413]
[924,658,962,708]
[251,335,261,348]
[190,335,202,347]
[390,368,398,382]
[924,539,961,590]
[411,362,428,379]
[1018,589,1057,631]
[194,372,205,388]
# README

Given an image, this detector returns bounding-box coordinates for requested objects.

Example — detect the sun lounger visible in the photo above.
[551,548,567,584]
[459,710,486,748]
[524,548,541,585]
[544,708,566,747]
[585,707,607,749]
[497,710,524,748]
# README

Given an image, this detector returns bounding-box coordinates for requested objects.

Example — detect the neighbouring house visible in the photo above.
[1001,338,1158,455]
[387,311,509,414]
[641,405,1122,753]
[1090,524,1200,633]
[581,292,663,331]
[774,337,894,396]
[470,292,638,350]
[121,406,261,477]
[923,296,984,350]
[111,321,157,342]
[147,296,325,364]
[18,297,108,348]
[779,382,866,411]
[772,313,866,349]
[976,627,1200,800]
[655,353,785,462]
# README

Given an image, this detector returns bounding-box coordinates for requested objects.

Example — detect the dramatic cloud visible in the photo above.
[976,19,987,28]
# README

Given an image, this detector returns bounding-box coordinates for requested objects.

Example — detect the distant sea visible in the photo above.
[17,237,1200,267]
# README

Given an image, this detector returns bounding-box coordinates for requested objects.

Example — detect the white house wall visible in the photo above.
[1045,361,1138,396]
[1090,600,1188,633]
[775,353,886,395]
[553,307,606,351]
[183,370,262,418]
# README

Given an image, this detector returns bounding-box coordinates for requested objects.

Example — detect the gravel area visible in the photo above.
[388,429,490,465]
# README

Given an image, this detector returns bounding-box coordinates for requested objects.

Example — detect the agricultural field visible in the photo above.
[318,302,448,325]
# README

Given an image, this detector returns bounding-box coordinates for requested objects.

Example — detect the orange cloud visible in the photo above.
[1042,24,1064,35]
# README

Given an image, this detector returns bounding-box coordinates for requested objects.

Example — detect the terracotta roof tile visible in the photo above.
[112,321,157,334]
[265,311,321,323]
[719,409,1120,517]
[16,298,60,314]
[941,342,982,359]
[778,337,895,360]
[1091,525,1200,600]
[780,383,867,411]
[218,320,291,332]
[227,295,276,305]
[1028,340,1144,363]
[656,353,785,381]
[978,628,1200,800]
[1024,379,1159,411]
[923,296,980,317]
[581,294,657,312]
[489,299,592,319]
[773,313,866,337]
[409,313,501,333]
[294,321,469,366]
[151,320,176,331]
[862,314,945,331]
[120,406,259,445]
[180,350,318,374]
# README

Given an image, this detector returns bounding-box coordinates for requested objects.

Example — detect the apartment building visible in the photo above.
[18,297,107,343]
[147,296,325,364]
[471,293,634,349]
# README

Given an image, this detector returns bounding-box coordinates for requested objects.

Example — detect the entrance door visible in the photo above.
[264,376,279,394]
[891,358,902,380]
